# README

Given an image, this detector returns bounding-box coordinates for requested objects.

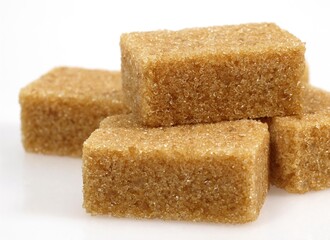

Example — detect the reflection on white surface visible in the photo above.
[22,153,83,219]
[0,123,330,240]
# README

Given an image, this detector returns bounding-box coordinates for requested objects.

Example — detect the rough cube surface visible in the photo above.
[83,115,269,223]
[121,23,305,127]
[19,67,129,157]
[301,63,309,83]
[270,86,330,193]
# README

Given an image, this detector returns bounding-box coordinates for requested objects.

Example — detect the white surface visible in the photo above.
[1,0,330,239]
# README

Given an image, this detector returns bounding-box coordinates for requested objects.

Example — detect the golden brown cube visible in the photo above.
[83,115,269,223]
[270,86,330,193]
[121,23,305,127]
[19,67,129,157]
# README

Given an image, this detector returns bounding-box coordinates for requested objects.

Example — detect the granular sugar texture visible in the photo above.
[301,63,309,83]
[121,23,305,127]
[19,67,129,157]
[83,114,269,223]
[269,86,330,193]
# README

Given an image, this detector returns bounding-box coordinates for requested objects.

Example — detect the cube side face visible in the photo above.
[127,48,304,127]
[250,131,269,220]
[270,115,330,193]
[121,36,146,124]
[20,93,126,157]
[296,119,330,192]
[269,119,302,191]
[83,138,268,223]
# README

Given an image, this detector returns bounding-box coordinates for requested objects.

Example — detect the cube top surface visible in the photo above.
[273,86,330,127]
[273,110,330,129]
[121,23,304,63]
[85,115,268,158]
[20,67,122,100]
[302,86,330,114]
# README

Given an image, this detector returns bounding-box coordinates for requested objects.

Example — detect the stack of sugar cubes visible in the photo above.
[19,23,330,224]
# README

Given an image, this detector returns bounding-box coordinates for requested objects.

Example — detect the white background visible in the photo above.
[1,0,330,239]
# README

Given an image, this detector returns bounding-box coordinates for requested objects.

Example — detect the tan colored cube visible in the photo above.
[270,86,330,193]
[19,67,129,157]
[83,115,269,223]
[121,23,305,127]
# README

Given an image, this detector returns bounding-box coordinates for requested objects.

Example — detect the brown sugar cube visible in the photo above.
[19,67,129,157]
[83,115,269,223]
[121,23,305,127]
[269,86,330,193]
